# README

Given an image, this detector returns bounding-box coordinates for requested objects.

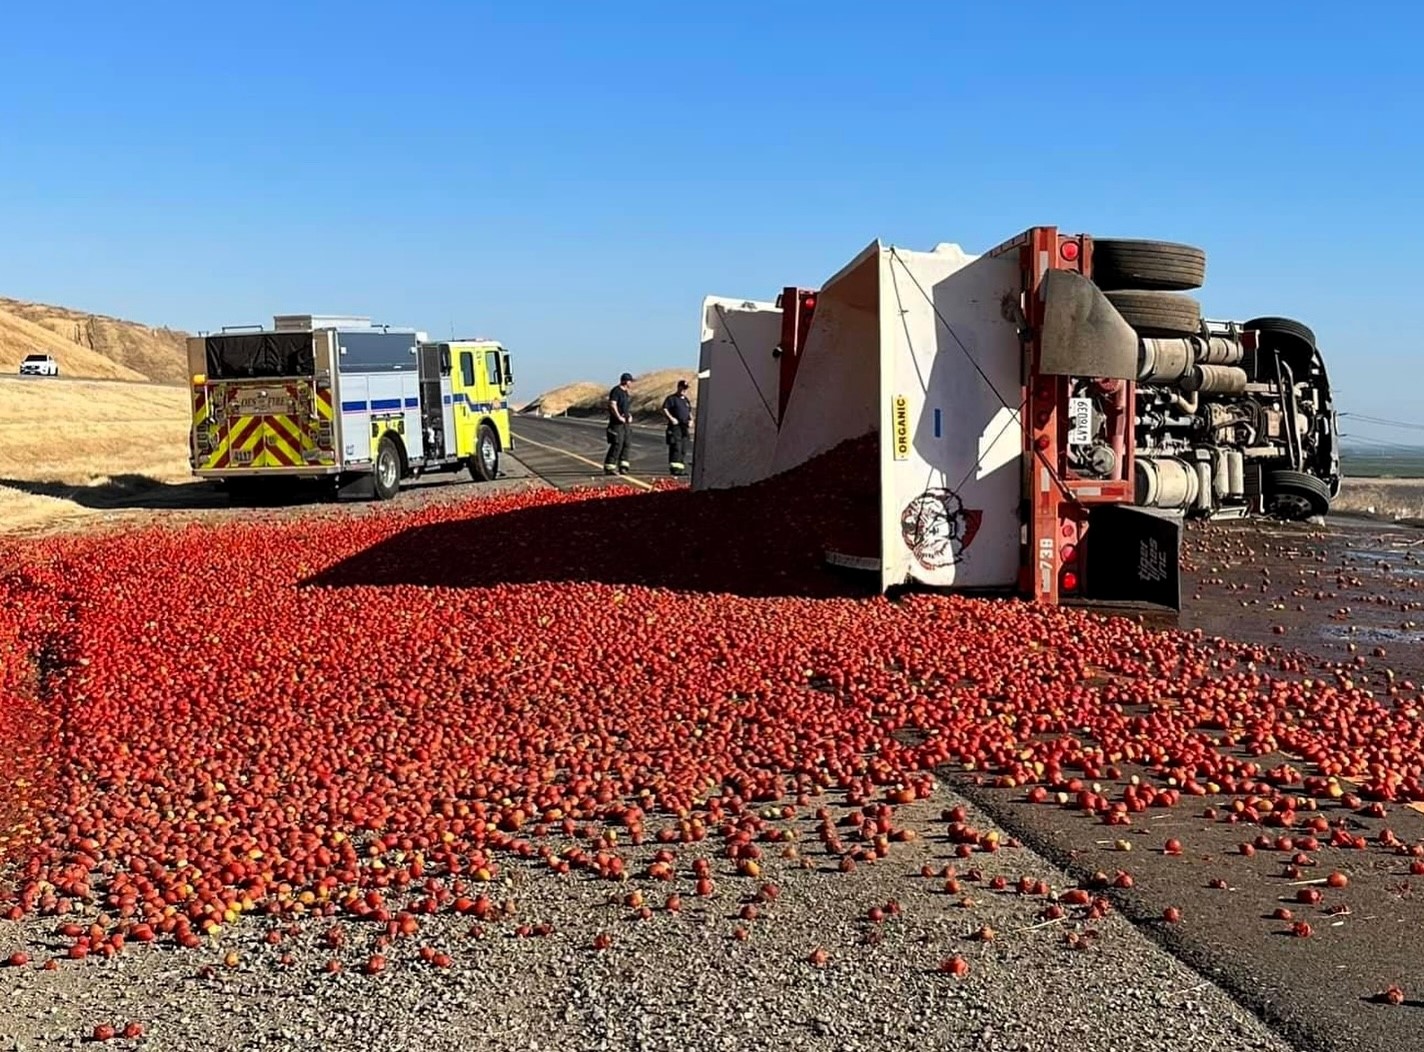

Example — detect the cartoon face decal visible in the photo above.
[900,489,983,570]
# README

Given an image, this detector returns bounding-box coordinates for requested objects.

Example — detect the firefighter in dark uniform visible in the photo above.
[604,372,634,475]
[662,379,692,476]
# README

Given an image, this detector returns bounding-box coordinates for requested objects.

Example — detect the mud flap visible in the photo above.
[336,472,376,501]
[1039,269,1140,381]
[1084,505,1182,610]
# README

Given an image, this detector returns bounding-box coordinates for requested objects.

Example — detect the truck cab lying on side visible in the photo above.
[1091,312,1339,523]
[693,230,1341,609]
[187,315,514,502]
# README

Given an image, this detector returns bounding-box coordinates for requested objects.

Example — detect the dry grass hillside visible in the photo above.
[525,369,697,422]
[0,297,188,384]
[0,378,192,534]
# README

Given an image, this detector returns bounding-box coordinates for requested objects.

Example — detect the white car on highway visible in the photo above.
[18,353,59,377]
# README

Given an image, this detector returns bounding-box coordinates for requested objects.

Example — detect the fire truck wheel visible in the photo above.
[1103,290,1201,337]
[1090,239,1206,292]
[1266,469,1331,521]
[470,425,500,483]
[373,437,402,501]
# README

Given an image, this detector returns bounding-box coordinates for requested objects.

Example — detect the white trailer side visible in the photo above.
[875,244,1023,592]
[693,240,1026,593]
[692,297,783,491]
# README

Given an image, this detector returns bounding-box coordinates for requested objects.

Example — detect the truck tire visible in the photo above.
[470,424,499,483]
[1245,316,1316,350]
[1104,290,1201,337]
[1266,469,1331,521]
[1245,316,1317,370]
[373,436,402,501]
[1246,316,1317,374]
[1090,239,1206,292]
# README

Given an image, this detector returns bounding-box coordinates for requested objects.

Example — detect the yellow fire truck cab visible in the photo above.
[187,315,514,501]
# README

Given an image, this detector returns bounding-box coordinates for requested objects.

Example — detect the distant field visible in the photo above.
[1341,448,1424,479]
[1334,477,1424,521]
[1335,449,1424,518]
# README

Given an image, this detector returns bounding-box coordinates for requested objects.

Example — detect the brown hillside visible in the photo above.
[0,297,189,384]
[526,369,697,422]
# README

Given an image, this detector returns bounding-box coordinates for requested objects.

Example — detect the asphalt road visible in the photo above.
[2,373,181,388]
[510,414,688,491]
[952,516,1424,1052]
[499,426,1424,1050]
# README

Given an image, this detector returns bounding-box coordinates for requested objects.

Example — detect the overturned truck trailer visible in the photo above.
[693,229,1340,609]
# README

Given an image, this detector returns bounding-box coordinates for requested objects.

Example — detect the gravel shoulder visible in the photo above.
[0,792,1289,1052]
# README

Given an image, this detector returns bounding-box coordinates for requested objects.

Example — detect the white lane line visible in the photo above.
[513,433,655,492]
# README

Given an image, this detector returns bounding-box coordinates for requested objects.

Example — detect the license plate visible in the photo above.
[1067,397,1093,447]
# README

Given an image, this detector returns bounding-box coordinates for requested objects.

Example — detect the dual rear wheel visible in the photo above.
[1092,238,1205,337]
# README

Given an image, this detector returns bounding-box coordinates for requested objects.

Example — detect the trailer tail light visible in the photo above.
[1059,241,1080,262]
[1061,543,1077,565]
[776,286,820,425]
[1060,570,1079,594]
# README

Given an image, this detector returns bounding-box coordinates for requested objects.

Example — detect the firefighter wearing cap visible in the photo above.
[662,379,692,476]
[604,372,634,475]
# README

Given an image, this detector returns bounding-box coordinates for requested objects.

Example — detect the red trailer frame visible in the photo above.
[988,227,1137,605]
[766,230,1167,607]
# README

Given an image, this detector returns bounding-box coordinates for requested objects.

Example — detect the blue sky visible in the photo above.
[1,2,1420,443]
